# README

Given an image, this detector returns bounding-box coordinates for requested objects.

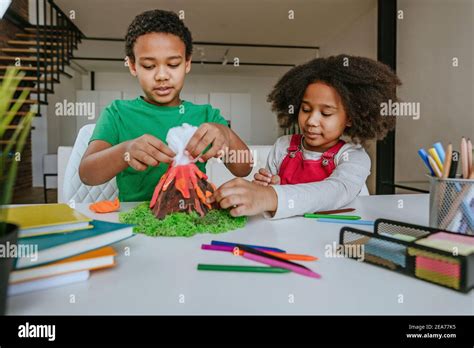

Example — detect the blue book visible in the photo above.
[14,220,135,269]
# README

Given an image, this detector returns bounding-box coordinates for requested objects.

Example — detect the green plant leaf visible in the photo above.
[0,67,34,236]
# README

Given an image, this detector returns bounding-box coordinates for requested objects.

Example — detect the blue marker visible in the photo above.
[211,240,286,253]
[418,148,435,176]
[433,142,446,164]
[316,218,375,226]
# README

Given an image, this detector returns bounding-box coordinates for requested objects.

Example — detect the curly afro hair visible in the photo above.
[125,9,193,61]
[267,55,401,144]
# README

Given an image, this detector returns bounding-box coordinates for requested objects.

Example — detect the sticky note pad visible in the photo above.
[408,247,460,264]
[415,255,460,278]
[364,253,397,270]
[364,238,407,267]
[415,267,460,290]
[415,238,474,256]
[379,232,417,242]
[427,232,474,246]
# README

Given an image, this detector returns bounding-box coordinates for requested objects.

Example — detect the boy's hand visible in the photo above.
[185,123,231,161]
[124,134,176,171]
[208,178,278,217]
[253,168,281,186]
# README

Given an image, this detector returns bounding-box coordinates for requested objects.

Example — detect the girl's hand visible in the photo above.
[185,123,231,161]
[253,168,281,186]
[124,134,176,171]
[209,178,278,217]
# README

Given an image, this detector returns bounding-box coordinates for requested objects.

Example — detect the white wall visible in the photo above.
[31,68,82,187]
[396,0,474,185]
[83,71,281,145]
[46,69,83,152]
[320,3,377,58]
[320,3,378,194]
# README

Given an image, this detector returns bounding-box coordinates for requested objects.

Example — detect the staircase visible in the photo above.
[1,0,83,114]
[0,0,84,198]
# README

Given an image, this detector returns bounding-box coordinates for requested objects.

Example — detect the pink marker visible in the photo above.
[202,244,236,252]
[242,252,321,279]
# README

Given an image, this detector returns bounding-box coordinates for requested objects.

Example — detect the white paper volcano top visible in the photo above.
[166,123,198,166]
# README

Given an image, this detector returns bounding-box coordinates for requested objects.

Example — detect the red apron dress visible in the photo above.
[278,134,345,185]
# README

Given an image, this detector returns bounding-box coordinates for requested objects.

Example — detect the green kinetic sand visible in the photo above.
[119,202,247,237]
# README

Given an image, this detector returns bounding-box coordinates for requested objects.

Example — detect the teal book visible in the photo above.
[14,220,135,269]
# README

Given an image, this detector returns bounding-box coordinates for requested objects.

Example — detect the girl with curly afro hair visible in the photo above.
[212,55,401,219]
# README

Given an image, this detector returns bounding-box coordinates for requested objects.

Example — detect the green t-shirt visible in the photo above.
[89,97,229,202]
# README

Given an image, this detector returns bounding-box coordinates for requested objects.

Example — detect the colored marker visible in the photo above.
[197,264,290,273]
[241,252,321,279]
[433,142,446,163]
[467,139,473,177]
[428,148,444,173]
[236,244,312,271]
[211,240,285,253]
[203,244,270,253]
[428,155,442,178]
[449,151,459,178]
[265,251,318,261]
[316,218,375,226]
[418,149,435,176]
[461,137,468,178]
[441,143,453,179]
[201,244,318,261]
[315,208,356,215]
[304,213,361,220]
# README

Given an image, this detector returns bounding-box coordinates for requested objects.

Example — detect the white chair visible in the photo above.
[57,146,72,203]
[59,124,118,204]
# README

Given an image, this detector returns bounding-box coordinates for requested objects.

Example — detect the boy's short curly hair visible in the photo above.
[125,9,193,61]
[267,55,401,144]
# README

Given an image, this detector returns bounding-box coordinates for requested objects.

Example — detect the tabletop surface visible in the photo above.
[7,194,474,315]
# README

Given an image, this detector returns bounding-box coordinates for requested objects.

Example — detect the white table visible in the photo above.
[7,194,474,315]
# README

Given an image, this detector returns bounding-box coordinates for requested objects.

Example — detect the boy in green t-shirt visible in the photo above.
[79,10,252,202]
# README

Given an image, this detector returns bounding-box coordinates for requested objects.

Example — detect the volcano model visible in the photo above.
[149,123,220,219]
[149,162,218,219]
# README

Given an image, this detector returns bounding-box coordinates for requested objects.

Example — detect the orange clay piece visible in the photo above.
[89,197,120,213]
[195,185,210,209]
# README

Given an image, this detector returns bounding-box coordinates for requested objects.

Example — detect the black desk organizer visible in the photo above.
[339,218,474,293]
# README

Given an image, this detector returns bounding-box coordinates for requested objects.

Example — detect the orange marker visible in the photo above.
[264,251,318,261]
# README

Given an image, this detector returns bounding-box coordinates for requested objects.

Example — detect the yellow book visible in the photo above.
[6,203,92,238]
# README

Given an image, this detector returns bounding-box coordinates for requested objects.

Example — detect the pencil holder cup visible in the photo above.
[428,176,474,235]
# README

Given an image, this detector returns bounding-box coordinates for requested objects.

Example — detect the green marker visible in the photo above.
[197,264,290,273]
[303,213,361,220]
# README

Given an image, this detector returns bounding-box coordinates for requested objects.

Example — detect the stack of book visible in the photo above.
[6,204,134,296]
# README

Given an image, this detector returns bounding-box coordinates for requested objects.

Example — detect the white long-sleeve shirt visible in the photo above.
[264,135,371,219]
